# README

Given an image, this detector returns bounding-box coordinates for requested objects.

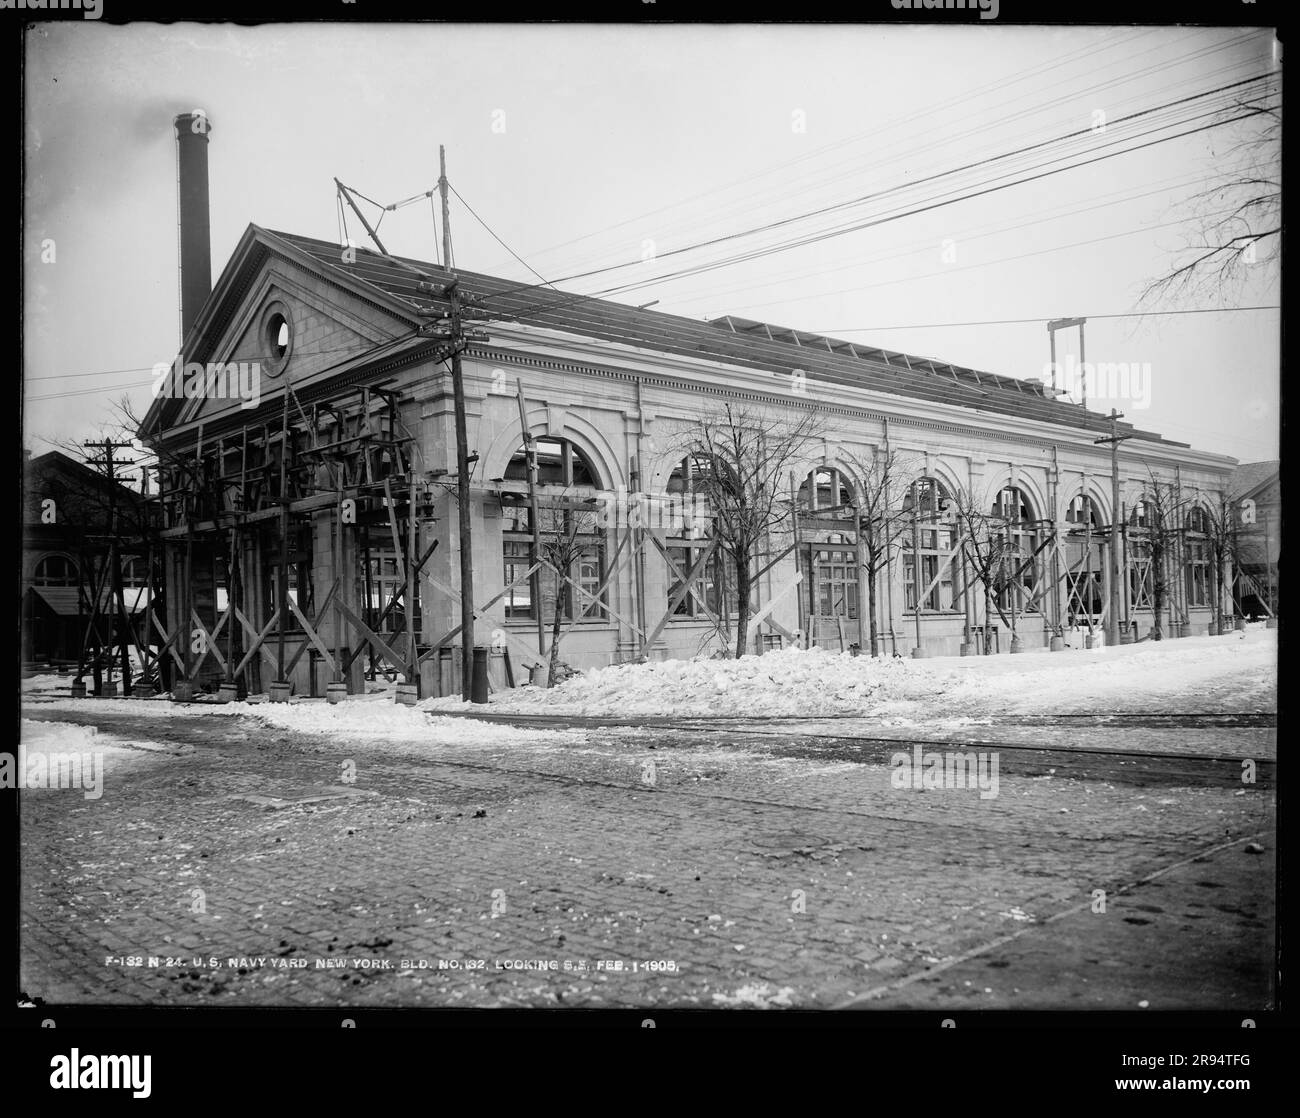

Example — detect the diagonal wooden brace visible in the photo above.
[289,594,338,674]
[283,581,340,677]
[234,607,281,677]
[334,599,406,671]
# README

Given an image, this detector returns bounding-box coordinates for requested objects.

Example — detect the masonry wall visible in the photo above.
[388,341,1235,678]
[152,242,1236,691]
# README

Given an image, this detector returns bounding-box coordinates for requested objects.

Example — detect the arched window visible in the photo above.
[502,437,607,623]
[1128,499,1154,610]
[666,454,709,497]
[505,437,599,488]
[989,485,1041,614]
[34,555,78,587]
[1064,493,1104,623]
[1065,493,1101,526]
[663,454,735,621]
[901,477,957,611]
[1184,506,1211,608]
[795,468,860,624]
[797,466,855,512]
[120,556,149,588]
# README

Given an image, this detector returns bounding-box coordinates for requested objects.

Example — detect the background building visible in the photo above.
[1228,460,1280,619]
[21,449,157,671]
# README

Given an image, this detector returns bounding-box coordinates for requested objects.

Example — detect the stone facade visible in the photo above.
[143,227,1239,692]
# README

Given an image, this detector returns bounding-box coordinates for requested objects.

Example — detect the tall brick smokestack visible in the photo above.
[174,111,212,346]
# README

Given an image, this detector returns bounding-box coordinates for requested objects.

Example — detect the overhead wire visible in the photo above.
[488,92,1272,327]
[655,167,1220,310]
[494,27,1167,273]
[507,29,1263,281]
[806,305,1280,333]
[476,71,1276,308]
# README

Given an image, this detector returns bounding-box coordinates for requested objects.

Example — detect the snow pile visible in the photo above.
[24,691,575,747]
[224,693,567,745]
[21,719,100,751]
[426,644,924,718]
[425,629,1276,720]
[934,630,1275,716]
[21,674,75,695]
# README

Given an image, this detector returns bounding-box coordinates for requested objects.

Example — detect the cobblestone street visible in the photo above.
[18,699,1276,1011]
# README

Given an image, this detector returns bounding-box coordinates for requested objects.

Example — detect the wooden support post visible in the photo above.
[341,540,439,673]
[333,478,345,684]
[225,525,238,683]
[405,475,418,686]
[910,480,924,655]
[276,388,290,686]
[791,471,806,646]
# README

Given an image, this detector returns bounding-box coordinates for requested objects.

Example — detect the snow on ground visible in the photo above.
[712,983,797,1008]
[22,628,1276,729]
[20,719,101,752]
[218,693,574,746]
[424,627,1277,720]
[23,689,575,748]
[21,673,77,696]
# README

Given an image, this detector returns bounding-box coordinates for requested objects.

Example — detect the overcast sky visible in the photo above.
[23,22,1280,469]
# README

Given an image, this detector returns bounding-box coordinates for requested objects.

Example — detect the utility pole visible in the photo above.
[517,379,546,660]
[1094,409,1133,647]
[83,438,136,696]
[438,145,476,702]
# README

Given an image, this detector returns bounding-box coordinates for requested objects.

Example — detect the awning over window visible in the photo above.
[26,587,84,617]
[25,586,151,618]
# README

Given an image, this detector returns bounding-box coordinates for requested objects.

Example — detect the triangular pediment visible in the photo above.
[142,225,422,437]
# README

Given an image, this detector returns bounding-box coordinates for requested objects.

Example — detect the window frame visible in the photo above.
[33,553,79,588]
[797,466,856,513]
[1183,506,1211,608]
[1063,493,1105,622]
[901,477,958,613]
[988,485,1042,615]
[501,438,609,625]
[667,540,738,621]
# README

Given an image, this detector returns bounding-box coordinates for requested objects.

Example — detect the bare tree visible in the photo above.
[850,448,922,657]
[947,485,1022,651]
[671,402,830,659]
[1201,492,1243,634]
[1133,470,1194,641]
[534,495,603,686]
[1141,84,1280,305]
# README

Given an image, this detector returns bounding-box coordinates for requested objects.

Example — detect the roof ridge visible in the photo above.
[266,228,1185,447]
